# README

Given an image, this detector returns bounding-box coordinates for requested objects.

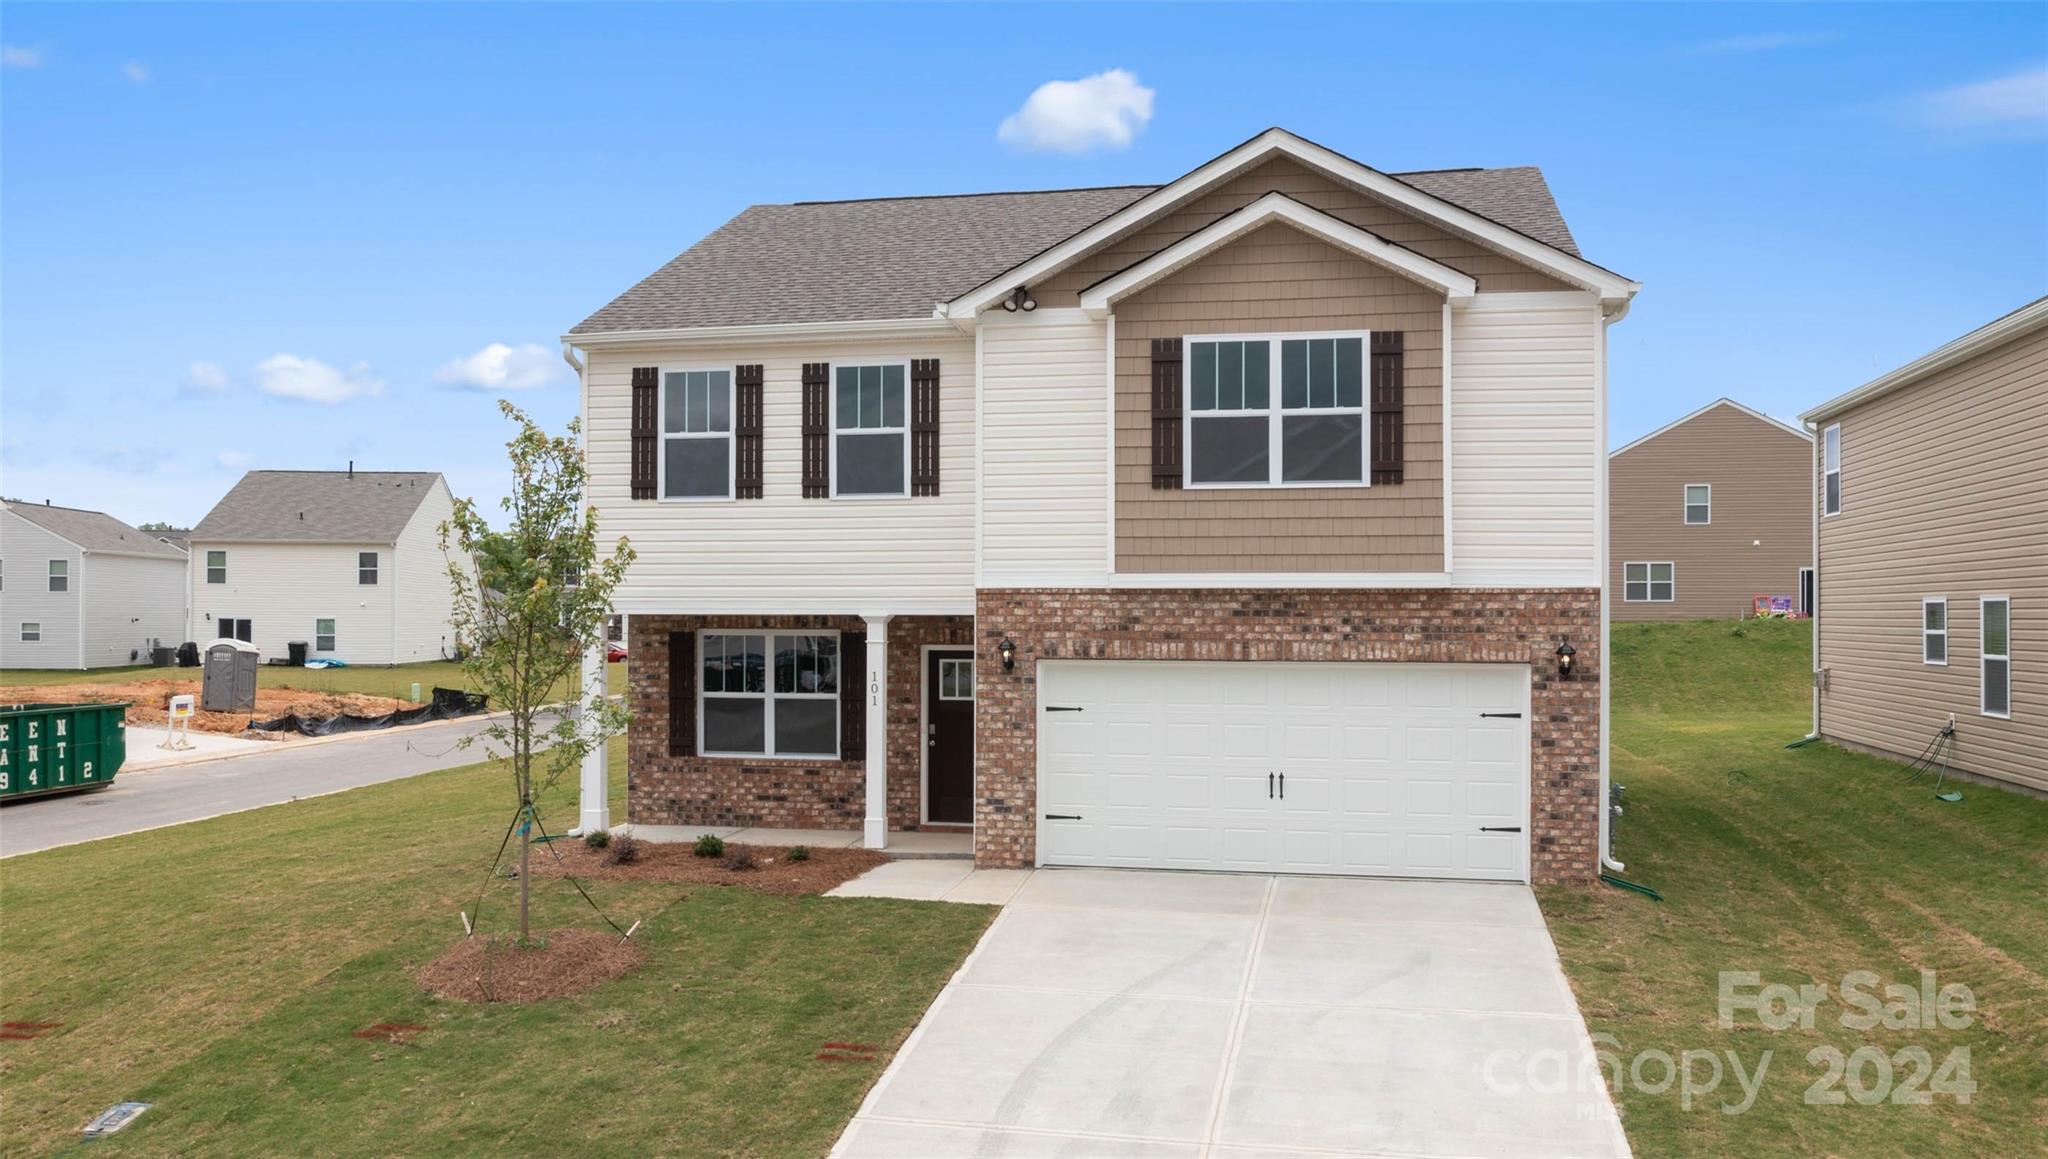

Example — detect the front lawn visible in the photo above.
[1541,619,2047,1156]
[0,743,991,1155]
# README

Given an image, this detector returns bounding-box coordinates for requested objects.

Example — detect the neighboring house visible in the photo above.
[1608,398,1813,622]
[565,128,1640,883]
[0,500,189,670]
[1801,297,2047,795]
[186,470,461,666]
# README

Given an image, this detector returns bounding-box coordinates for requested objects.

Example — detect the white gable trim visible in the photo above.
[1610,397,1811,459]
[944,128,1638,320]
[1076,193,1475,319]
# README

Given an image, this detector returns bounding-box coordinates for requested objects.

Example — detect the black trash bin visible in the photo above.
[175,641,200,667]
[287,640,310,667]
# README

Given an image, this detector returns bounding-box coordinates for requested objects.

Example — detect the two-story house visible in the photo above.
[0,500,188,669]
[566,129,1639,883]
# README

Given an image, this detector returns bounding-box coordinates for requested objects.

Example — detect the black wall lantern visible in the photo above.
[1555,638,1577,679]
[997,637,1017,671]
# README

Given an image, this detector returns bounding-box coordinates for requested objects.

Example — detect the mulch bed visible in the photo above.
[417,928,644,1003]
[530,840,887,896]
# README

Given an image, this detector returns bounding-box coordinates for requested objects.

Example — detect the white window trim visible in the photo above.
[1623,561,1676,603]
[1822,423,1841,517]
[1921,597,1948,666]
[1183,329,1373,491]
[47,558,67,592]
[697,629,843,758]
[1980,595,2011,720]
[1798,567,1815,617]
[1683,483,1711,525]
[358,551,379,585]
[205,549,227,584]
[315,617,338,653]
[21,622,41,642]
[658,365,737,503]
[828,359,914,501]
[938,657,975,701]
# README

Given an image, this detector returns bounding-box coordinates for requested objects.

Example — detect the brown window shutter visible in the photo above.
[631,366,659,499]
[667,630,696,757]
[735,364,764,499]
[910,358,941,496]
[839,630,866,756]
[802,362,830,498]
[1370,332,1405,485]
[1151,338,1183,489]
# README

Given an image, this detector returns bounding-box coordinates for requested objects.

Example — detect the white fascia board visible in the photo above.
[1077,193,1475,318]
[1800,295,2048,423]
[945,127,1639,320]
[611,596,975,617]
[562,316,960,350]
[1611,397,1813,459]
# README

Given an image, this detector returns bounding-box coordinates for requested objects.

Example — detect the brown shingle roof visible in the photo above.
[190,471,442,543]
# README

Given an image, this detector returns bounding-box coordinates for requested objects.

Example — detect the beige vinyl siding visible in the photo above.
[584,338,975,614]
[1039,155,1574,305]
[980,313,1111,585]
[1815,323,2047,792]
[1111,222,1443,573]
[1449,293,1603,586]
[1609,405,1811,621]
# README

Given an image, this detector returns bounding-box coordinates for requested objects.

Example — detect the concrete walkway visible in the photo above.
[833,868,1628,1159]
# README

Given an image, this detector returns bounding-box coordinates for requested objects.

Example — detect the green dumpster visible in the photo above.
[0,701,129,800]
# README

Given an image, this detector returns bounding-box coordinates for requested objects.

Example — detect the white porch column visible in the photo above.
[862,614,892,849]
[576,635,611,835]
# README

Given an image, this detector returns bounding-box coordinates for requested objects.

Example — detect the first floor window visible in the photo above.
[834,363,908,496]
[1187,332,1367,487]
[700,631,839,756]
[1624,562,1675,602]
[358,552,379,584]
[1922,598,1947,665]
[48,559,67,592]
[1981,597,2010,718]
[206,550,226,584]
[315,618,337,652]
[1684,484,1711,525]
[662,368,733,499]
[20,622,40,642]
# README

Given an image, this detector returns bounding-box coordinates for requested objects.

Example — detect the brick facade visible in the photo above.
[626,614,972,831]
[971,588,1603,884]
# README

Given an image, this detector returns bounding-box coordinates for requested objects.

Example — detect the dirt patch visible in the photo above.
[531,840,887,896]
[0,679,422,737]
[417,928,644,1003]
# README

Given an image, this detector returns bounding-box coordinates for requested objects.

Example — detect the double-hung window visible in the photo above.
[315,618,337,652]
[700,631,840,756]
[1684,484,1711,525]
[833,363,908,497]
[1186,332,1367,487]
[1981,597,2011,719]
[206,550,226,584]
[1922,598,1947,665]
[661,368,733,499]
[47,560,67,592]
[358,552,379,585]
[1822,424,1841,516]
[1624,562,1675,602]
[20,622,40,642]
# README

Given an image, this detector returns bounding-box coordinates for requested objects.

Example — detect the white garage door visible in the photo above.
[1036,661,1530,881]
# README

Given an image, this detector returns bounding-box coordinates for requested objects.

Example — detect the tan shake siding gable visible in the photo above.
[1815,323,2048,793]
[1113,222,1445,572]
[1609,404,1812,621]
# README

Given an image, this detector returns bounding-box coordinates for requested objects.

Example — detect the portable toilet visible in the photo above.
[202,640,261,713]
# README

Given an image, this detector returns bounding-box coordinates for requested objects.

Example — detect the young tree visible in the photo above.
[442,402,635,943]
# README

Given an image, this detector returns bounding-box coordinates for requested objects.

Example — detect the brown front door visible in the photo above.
[924,649,975,825]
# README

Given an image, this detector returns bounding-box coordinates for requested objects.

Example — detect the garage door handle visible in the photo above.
[1044,813,1083,821]
[1044,706,1085,713]
[1268,773,1274,799]
[1480,712,1523,719]
[1480,826,1523,833]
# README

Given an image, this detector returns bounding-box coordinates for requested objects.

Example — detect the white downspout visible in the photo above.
[562,341,611,837]
[1597,305,1623,874]
[1808,421,1821,739]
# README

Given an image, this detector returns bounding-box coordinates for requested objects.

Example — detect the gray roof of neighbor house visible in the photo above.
[570,165,1580,335]
[190,471,443,544]
[2,501,189,559]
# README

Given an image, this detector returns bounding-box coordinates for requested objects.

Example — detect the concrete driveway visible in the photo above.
[835,869,1627,1159]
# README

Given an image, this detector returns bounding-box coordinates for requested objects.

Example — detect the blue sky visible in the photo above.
[3,3,2043,527]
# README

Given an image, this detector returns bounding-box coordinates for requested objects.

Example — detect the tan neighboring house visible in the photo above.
[1802,296,2047,794]
[1608,398,1813,621]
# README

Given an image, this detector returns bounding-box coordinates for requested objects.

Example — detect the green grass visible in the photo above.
[1541,618,2048,1156]
[0,659,627,703]
[0,741,991,1156]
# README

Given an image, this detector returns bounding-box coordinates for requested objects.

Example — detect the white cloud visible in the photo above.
[1688,32,1834,56]
[254,353,385,404]
[1910,64,2048,130]
[2,44,43,69]
[434,342,562,392]
[998,69,1154,154]
[122,60,149,83]
[184,361,229,394]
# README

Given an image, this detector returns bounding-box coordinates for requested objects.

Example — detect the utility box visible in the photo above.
[202,640,261,713]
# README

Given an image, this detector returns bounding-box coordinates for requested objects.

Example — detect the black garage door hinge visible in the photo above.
[1479,712,1523,719]
[1479,826,1524,833]
[1044,813,1083,821]
[1044,705,1085,713]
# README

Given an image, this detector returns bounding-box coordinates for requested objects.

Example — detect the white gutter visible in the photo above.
[1808,421,1821,740]
[562,316,956,350]
[1598,303,1623,874]
[560,339,611,838]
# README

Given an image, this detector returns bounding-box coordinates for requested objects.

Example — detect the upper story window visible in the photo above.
[662,368,733,500]
[358,552,379,584]
[1186,332,1367,488]
[206,550,226,584]
[1684,484,1711,525]
[1822,424,1841,516]
[700,631,840,756]
[834,363,909,497]
[1624,561,1675,602]
[1922,598,1947,665]
[1981,597,2011,719]
[47,559,67,592]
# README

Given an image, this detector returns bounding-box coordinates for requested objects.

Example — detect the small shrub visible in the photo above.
[603,833,640,866]
[692,833,726,858]
[723,850,756,872]
[786,845,811,862]
[583,829,611,851]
